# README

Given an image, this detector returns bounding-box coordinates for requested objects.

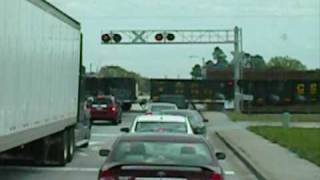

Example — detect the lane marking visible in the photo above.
[224,170,235,175]
[0,166,99,172]
[89,141,105,146]
[92,133,119,137]
[77,152,89,157]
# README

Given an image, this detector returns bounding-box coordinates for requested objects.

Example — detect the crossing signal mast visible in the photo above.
[100,27,243,112]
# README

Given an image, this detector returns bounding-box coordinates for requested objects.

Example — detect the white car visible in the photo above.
[145,102,178,114]
[121,115,194,134]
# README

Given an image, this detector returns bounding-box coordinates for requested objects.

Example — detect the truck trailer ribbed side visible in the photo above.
[0,0,81,165]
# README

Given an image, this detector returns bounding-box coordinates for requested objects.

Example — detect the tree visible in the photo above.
[98,65,150,93]
[267,56,307,71]
[205,60,214,66]
[212,47,229,68]
[190,64,202,79]
[245,54,267,70]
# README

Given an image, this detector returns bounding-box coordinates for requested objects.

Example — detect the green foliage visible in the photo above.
[206,60,214,66]
[246,54,267,70]
[249,126,320,166]
[226,112,320,122]
[98,65,149,94]
[212,47,229,67]
[268,56,307,71]
[190,64,202,79]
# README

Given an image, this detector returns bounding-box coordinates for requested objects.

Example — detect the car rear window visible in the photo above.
[135,122,187,133]
[93,98,112,105]
[112,141,212,166]
[162,111,203,126]
[151,105,176,112]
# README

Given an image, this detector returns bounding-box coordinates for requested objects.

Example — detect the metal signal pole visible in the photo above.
[100,27,243,112]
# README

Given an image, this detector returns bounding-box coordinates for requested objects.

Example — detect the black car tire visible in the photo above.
[112,119,119,125]
[67,127,75,162]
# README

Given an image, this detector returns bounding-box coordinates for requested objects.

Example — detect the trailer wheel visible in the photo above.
[33,137,50,165]
[67,127,75,162]
[53,130,68,166]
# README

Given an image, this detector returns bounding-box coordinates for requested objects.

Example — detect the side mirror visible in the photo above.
[120,127,130,133]
[99,149,110,157]
[215,152,226,160]
[204,118,209,123]
[193,127,203,135]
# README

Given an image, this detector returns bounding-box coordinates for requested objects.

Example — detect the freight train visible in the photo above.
[207,69,320,113]
[84,77,138,111]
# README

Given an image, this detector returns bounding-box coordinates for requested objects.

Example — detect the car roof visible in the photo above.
[136,115,187,122]
[118,133,205,143]
[162,109,197,114]
[149,102,177,107]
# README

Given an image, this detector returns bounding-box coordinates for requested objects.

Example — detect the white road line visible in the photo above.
[92,133,119,137]
[0,166,99,172]
[89,141,105,146]
[77,152,89,157]
[224,170,235,175]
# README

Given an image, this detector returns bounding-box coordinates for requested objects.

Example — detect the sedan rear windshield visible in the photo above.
[135,122,187,133]
[93,98,112,105]
[151,105,176,112]
[112,141,212,166]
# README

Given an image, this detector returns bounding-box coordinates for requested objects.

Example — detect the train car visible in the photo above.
[150,79,234,102]
[84,77,138,111]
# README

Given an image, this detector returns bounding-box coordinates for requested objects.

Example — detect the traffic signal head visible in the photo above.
[112,34,122,43]
[101,33,122,43]
[166,33,175,41]
[155,33,164,41]
[101,34,111,43]
[227,81,233,86]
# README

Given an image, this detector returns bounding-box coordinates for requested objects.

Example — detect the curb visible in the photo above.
[216,132,267,180]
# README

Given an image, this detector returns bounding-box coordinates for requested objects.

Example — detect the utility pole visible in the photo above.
[234,26,241,112]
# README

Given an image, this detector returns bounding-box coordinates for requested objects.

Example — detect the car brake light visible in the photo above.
[210,172,224,180]
[99,170,115,180]
[111,107,116,112]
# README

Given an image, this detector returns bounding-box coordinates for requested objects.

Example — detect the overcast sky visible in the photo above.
[48,0,320,78]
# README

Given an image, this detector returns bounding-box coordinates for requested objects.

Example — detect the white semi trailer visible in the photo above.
[0,0,87,165]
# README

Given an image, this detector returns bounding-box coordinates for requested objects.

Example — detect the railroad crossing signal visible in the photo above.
[101,29,237,45]
[100,27,243,112]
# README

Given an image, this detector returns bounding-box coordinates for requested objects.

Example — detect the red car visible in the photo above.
[89,95,122,125]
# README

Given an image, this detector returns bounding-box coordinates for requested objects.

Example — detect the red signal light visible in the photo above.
[155,33,164,41]
[101,34,111,43]
[227,81,233,86]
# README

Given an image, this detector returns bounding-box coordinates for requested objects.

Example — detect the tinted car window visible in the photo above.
[151,105,176,112]
[190,111,204,124]
[135,122,187,133]
[162,111,203,127]
[159,95,187,109]
[112,141,212,166]
[93,98,112,105]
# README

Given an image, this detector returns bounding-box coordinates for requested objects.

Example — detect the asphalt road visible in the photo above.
[0,111,257,180]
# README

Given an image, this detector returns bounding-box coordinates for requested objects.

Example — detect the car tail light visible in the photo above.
[99,170,115,180]
[111,107,116,112]
[210,172,224,180]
